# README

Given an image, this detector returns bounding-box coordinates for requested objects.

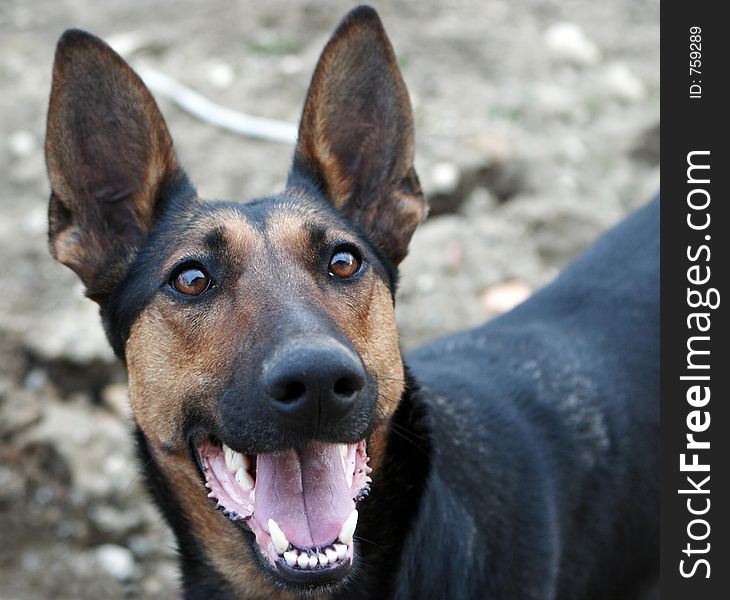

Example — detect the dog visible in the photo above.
[44,6,659,599]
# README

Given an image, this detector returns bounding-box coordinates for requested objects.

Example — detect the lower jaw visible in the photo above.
[276,561,353,588]
[245,510,357,581]
[256,536,356,589]
[222,516,356,591]
[196,437,369,587]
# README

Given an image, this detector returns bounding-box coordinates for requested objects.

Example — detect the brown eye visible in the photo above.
[171,264,211,296]
[329,248,361,279]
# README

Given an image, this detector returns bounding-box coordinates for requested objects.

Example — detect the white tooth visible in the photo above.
[224,445,247,473]
[334,544,347,560]
[284,551,298,567]
[235,467,254,491]
[308,555,318,568]
[339,444,349,479]
[318,553,328,567]
[224,445,232,470]
[268,519,289,555]
[297,553,310,569]
[325,548,338,563]
[338,509,358,545]
[231,452,244,472]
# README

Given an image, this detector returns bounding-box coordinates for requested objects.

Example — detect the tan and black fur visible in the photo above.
[45,6,659,599]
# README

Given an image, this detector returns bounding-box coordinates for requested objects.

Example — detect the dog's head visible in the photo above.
[45,6,425,595]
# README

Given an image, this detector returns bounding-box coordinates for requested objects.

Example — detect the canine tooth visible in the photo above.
[318,553,328,567]
[224,445,233,470]
[334,544,347,560]
[235,467,254,491]
[325,548,338,563]
[338,509,358,545]
[232,451,245,472]
[284,550,298,567]
[339,444,349,479]
[268,519,289,555]
[225,445,246,473]
[297,553,310,569]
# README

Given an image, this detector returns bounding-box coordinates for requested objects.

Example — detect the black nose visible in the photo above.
[262,336,366,428]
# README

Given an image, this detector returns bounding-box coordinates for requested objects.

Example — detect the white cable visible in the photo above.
[139,67,298,144]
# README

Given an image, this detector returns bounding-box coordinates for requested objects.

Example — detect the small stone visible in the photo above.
[22,206,47,235]
[101,383,130,418]
[429,162,460,195]
[206,61,235,89]
[21,551,41,572]
[416,273,436,292]
[8,130,35,158]
[560,136,588,163]
[106,32,146,57]
[544,23,600,66]
[279,55,305,75]
[95,544,136,581]
[128,535,151,558]
[601,62,645,102]
[91,505,144,537]
[482,280,532,315]
[23,367,48,393]
[535,83,575,117]
[0,465,25,502]
[446,241,464,272]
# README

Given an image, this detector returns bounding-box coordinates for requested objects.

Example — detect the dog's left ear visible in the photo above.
[291,6,427,266]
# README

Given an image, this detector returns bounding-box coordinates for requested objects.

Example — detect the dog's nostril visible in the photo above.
[333,376,359,397]
[280,381,306,403]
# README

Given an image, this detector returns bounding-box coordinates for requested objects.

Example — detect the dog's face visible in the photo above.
[45,7,425,596]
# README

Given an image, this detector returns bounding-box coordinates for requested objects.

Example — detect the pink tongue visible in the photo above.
[254,442,354,548]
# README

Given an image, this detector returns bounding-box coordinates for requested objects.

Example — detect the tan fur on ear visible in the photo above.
[292,6,427,265]
[45,29,183,300]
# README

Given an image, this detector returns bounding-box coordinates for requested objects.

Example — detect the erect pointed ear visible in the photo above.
[45,29,188,302]
[291,6,427,266]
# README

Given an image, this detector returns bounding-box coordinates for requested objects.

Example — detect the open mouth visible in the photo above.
[197,437,371,584]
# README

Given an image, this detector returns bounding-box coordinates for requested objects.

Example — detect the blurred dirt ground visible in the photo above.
[1,1,658,597]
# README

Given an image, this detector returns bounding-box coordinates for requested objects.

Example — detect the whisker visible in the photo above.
[354,535,386,551]
[121,456,154,498]
[379,375,407,384]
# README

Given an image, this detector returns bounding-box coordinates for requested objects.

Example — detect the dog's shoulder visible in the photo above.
[397,199,660,599]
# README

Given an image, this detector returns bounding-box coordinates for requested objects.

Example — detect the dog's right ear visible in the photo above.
[45,29,187,302]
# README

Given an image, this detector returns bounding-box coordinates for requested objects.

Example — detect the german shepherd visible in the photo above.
[44,6,659,599]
